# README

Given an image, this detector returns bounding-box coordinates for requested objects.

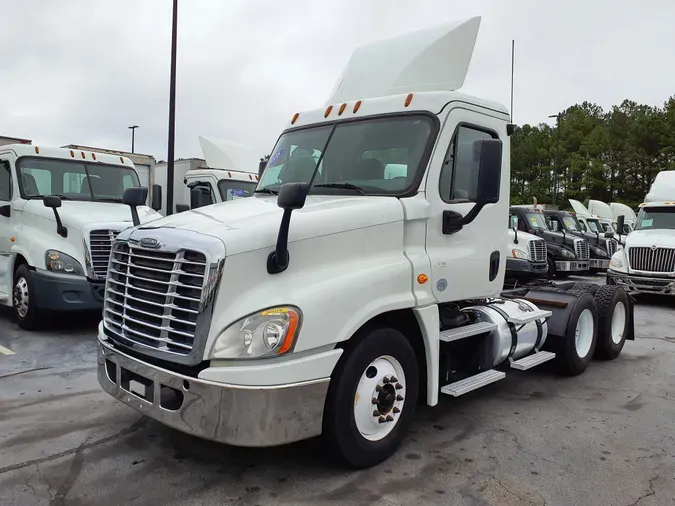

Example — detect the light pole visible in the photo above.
[166,0,178,215]
[548,113,561,205]
[128,125,139,153]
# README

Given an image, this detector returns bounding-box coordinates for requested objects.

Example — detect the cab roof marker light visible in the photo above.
[353,100,362,113]
[120,156,125,164]
[324,105,333,118]
[405,93,414,107]
[228,171,232,177]
[338,103,347,115]
[70,150,75,158]
[92,152,97,160]
[255,174,259,181]
[34,146,40,154]
[81,151,86,159]
[291,113,299,124]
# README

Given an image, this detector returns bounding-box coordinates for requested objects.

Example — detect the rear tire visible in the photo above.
[13,264,40,330]
[554,293,598,376]
[593,286,629,360]
[322,326,419,469]
[571,282,599,295]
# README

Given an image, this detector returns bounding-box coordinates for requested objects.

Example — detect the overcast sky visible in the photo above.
[1,0,673,162]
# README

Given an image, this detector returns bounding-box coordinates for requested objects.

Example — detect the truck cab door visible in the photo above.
[0,159,15,301]
[425,108,508,302]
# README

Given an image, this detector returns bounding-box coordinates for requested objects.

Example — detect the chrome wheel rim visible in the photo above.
[14,277,29,318]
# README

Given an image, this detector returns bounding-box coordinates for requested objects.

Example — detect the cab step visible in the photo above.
[439,321,497,343]
[507,309,552,326]
[510,351,556,371]
[440,369,505,397]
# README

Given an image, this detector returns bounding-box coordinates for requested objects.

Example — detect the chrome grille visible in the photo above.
[574,239,589,260]
[90,229,120,278]
[528,239,547,262]
[606,238,618,257]
[628,247,675,273]
[103,242,207,355]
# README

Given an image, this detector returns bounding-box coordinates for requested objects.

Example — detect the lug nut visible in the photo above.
[390,377,398,383]
[396,395,404,401]
[378,416,386,424]
[393,407,400,413]
[386,415,394,422]
[382,377,390,384]
[375,385,382,392]
[371,397,378,405]
[373,409,381,417]
[395,383,403,390]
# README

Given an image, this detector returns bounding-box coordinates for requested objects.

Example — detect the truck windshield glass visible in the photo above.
[635,207,675,230]
[217,179,257,201]
[562,216,581,231]
[257,115,435,196]
[17,157,140,202]
[525,213,547,230]
[586,219,600,233]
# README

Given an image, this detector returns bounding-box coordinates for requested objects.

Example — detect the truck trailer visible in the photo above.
[96,17,635,468]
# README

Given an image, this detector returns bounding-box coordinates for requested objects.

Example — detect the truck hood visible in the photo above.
[626,229,675,249]
[138,195,404,256]
[569,199,591,217]
[22,200,161,231]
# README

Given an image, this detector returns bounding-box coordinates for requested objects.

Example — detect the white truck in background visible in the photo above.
[153,137,260,215]
[97,18,635,468]
[609,202,636,233]
[0,144,161,329]
[505,222,548,282]
[608,170,675,295]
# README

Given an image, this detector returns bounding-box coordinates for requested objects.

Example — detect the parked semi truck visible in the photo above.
[505,219,548,281]
[0,144,162,329]
[509,205,590,278]
[96,18,634,468]
[543,209,616,273]
[608,170,675,295]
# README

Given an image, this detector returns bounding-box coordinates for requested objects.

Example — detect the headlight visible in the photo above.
[210,306,301,359]
[45,250,84,275]
[512,249,529,259]
[591,246,607,258]
[610,256,624,269]
[560,248,575,258]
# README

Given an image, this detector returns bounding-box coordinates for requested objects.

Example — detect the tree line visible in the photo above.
[510,96,675,209]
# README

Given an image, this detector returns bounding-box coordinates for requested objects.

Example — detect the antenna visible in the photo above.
[510,40,515,122]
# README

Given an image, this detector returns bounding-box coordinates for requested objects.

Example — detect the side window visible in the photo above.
[439,125,497,202]
[0,161,11,201]
[122,174,135,189]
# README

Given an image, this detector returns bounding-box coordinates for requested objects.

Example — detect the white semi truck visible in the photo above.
[96,18,635,468]
[0,144,161,329]
[608,170,675,295]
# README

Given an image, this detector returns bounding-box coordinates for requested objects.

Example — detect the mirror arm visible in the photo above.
[443,202,488,235]
[267,209,293,274]
[51,208,67,238]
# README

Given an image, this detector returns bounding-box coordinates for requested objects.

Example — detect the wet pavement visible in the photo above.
[1,278,675,506]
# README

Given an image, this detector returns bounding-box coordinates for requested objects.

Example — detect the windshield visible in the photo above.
[257,115,435,196]
[635,207,675,230]
[17,157,140,202]
[217,179,257,201]
[525,212,548,230]
[562,215,581,231]
[586,219,600,233]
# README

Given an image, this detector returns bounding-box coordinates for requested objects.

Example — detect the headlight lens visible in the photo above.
[591,247,608,258]
[561,248,575,258]
[610,257,624,269]
[210,306,301,359]
[45,250,84,275]
[512,249,529,259]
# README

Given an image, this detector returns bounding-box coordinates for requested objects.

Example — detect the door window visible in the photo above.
[0,161,11,201]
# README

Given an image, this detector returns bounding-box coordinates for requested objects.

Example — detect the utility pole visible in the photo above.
[128,125,139,153]
[548,113,561,205]
[510,40,515,122]
[166,0,178,215]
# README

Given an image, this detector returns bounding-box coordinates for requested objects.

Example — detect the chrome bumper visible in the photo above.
[555,260,589,272]
[97,341,330,447]
[607,270,675,295]
[589,259,610,269]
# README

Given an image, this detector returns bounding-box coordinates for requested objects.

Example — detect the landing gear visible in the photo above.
[322,326,418,468]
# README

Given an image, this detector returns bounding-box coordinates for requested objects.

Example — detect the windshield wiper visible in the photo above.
[313,183,367,196]
[96,197,124,203]
[254,188,279,195]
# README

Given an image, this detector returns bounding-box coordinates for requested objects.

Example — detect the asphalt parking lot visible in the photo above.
[1,277,675,506]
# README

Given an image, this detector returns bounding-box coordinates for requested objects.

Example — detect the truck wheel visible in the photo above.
[13,264,40,330]
[593,286,629,360]
[546,256,556,280]
[555,293,598,376]
[571,282,599,295]
[322,326,419,469]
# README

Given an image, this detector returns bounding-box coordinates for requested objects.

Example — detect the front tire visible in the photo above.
[593,286,629,360]
[13,264,40,330]
[554,292,598,376]
[322,326,419,469]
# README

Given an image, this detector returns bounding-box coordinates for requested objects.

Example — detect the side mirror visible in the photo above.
[604,231,614,239]
[151,184,162,212]
[267,182,308,274]
[442,139,502,235]
[0,204,10,218]
[190,186,211,209]
[43,196,67,238]
[258,158,268,177]
[123,187,149,226]
[616,215,625,236]
[176,204,190,213]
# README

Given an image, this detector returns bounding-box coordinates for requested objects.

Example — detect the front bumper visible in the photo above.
[97,340,330,447]
[32,270,105,310]
[555,260,589,272]
[589,258,610,270]
[506,258,548,276]
[607,269,675,295]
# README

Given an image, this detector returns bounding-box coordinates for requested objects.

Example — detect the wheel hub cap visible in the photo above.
[14,277,29,318]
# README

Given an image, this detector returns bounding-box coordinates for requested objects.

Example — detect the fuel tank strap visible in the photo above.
[486,302,518,359]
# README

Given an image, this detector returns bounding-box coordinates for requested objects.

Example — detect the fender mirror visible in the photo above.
[268,182,308,274]
[151,184,162,212]
[442,139,503,235]
[43,196,67,238]
[0,204,10,218]
[123,187,149,227]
